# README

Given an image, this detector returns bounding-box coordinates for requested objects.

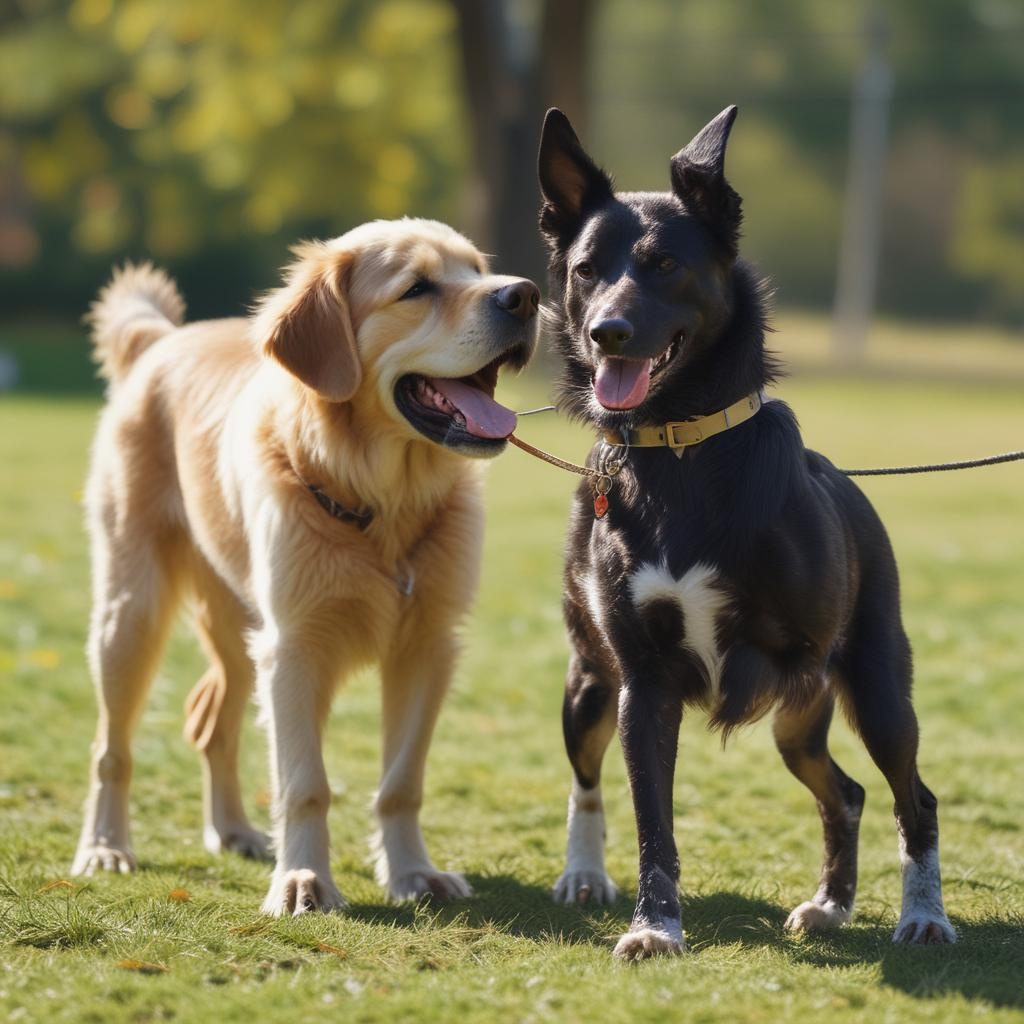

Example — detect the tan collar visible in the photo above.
[602,392,762,455]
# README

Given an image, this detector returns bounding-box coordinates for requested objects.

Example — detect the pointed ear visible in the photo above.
[670,105,743,255]
[538,108,614,243]
[253,242,361,403]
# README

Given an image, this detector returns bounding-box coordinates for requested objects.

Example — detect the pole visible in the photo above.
[832,8,893,364]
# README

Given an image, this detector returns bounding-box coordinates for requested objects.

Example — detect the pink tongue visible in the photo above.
[430,378,518,439]
[593,358,652,410]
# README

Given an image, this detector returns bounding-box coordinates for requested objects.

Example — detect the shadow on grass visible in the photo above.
[346,874,627,946]
[785,917,1024,1010]
[349,880,1023,1009]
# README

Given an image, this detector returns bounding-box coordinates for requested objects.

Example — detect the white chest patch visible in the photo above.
[629,562,731,695]
[581,570,606,637]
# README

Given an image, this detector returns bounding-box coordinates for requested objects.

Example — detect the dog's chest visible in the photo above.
[617,562,733,695]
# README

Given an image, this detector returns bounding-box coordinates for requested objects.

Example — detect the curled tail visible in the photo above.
[87,262,185,386]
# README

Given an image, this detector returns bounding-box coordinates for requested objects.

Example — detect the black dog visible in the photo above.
[537,106,956,959]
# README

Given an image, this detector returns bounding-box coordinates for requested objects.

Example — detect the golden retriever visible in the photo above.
[71,218,538,915]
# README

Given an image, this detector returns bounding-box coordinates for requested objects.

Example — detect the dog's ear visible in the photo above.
[670,105,742,255]
[538,108,614,244]
[254,242,361,403]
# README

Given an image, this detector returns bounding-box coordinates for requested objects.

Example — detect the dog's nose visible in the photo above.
[589,318,633,355]
[494,280,540,322]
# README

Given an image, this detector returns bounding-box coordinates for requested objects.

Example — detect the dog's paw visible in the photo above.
[785,899,852,933]
[892,912,957,945]
[204,824,272,861]
[261,869,347,917]
[388,869,473,903]
[612,924,686,961]
[553,868,619,906]
[71,844,136,877]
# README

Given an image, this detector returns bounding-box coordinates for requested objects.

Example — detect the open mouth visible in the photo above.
[395,345,526,456]
[592,334,682,411]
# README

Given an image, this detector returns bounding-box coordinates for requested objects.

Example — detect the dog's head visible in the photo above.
[538,106,757,425]
[252,219,538,457]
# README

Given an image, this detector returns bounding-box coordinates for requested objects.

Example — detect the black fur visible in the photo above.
[539,106,954,954]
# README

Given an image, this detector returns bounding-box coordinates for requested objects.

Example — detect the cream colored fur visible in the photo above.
[71,219,533,915]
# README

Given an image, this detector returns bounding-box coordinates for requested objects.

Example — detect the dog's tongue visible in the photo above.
[593,357,652,410]
[430,378,517,439]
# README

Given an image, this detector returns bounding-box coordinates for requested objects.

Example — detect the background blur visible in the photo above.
[1,0,1023,391]
[2,7,1023,1017]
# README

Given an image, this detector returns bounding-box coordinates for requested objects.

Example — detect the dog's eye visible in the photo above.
[656,255,678,274]
[400,279,434,300]
[574,262,594,281]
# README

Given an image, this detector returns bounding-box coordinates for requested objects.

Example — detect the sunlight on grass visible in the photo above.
[1,364,1022,1022]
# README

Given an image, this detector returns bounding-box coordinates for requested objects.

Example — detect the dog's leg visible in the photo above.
[842,625,956,944]
[256,630,346,917]
[553,652,619,905]
[372,635,471,902]
[72,541,182,876]
[185,574,269,861]
[612,679,685,960]
[774,691,865,933]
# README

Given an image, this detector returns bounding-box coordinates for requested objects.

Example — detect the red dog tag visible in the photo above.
[594,493,609,518]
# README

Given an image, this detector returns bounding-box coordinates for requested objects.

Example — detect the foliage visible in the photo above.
[1,352,1023,1020]
[0,0,466,315]
[587,0,1024,319]
[1,0,1023,320]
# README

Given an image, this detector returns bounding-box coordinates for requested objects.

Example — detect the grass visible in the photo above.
[1,346,1023,1022]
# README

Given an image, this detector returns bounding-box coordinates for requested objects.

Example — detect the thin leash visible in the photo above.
[509,405,1024,480]
[839,451,1024,476]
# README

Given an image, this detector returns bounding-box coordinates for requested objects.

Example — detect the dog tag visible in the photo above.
[593,474,612,519]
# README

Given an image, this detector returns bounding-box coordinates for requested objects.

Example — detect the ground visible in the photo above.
[1,323,1022,1023]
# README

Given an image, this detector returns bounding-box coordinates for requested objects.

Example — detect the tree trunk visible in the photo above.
[451,0,598,281]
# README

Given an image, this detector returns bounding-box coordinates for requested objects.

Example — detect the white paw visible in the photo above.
[785,899,852,933]
[71,844,136,876]
[261,869,347,917]
[613,925,686,961]
[553,868,619,906]
[388,869,473,903]
[892,912,957,945]
[204,824,272,861]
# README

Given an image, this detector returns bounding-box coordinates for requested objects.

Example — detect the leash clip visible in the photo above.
[593,440,628,519]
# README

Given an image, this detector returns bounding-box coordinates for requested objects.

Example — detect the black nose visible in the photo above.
[494,280,540,322]
[589,318,633,355]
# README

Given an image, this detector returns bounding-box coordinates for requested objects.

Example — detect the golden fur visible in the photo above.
[72,219,536,913]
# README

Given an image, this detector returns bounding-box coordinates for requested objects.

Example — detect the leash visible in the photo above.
[507,433,624,518]
[840,451,1024,476]
[508,403,1023,516]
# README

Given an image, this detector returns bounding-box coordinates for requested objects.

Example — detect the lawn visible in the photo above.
[1,356,1023,1022]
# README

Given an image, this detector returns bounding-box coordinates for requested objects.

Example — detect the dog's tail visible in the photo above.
[86,262,186,386]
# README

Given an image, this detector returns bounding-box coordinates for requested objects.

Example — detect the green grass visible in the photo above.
[1,367,1023,1023]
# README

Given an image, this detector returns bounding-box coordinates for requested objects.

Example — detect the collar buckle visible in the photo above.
[665,422,699,449]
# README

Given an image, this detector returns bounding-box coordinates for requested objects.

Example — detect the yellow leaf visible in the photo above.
[316,942,348,959]
[36,879,74,894]
[116,959,168,974]
[27,649,60,669]
[229,921,270,936]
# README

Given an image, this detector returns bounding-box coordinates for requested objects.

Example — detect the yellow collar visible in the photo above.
[602,392,762,454]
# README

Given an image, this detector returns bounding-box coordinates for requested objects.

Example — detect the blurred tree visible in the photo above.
[0,0,467,315]
[1,0,1022,324]
[450,0,597,279]
[586,0,1024,321]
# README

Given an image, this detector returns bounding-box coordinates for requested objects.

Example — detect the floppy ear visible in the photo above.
[254,242,361,403]
[538,108,614,245]
[670,105,743,255]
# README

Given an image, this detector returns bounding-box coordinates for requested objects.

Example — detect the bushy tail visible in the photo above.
[86,262,185,386]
